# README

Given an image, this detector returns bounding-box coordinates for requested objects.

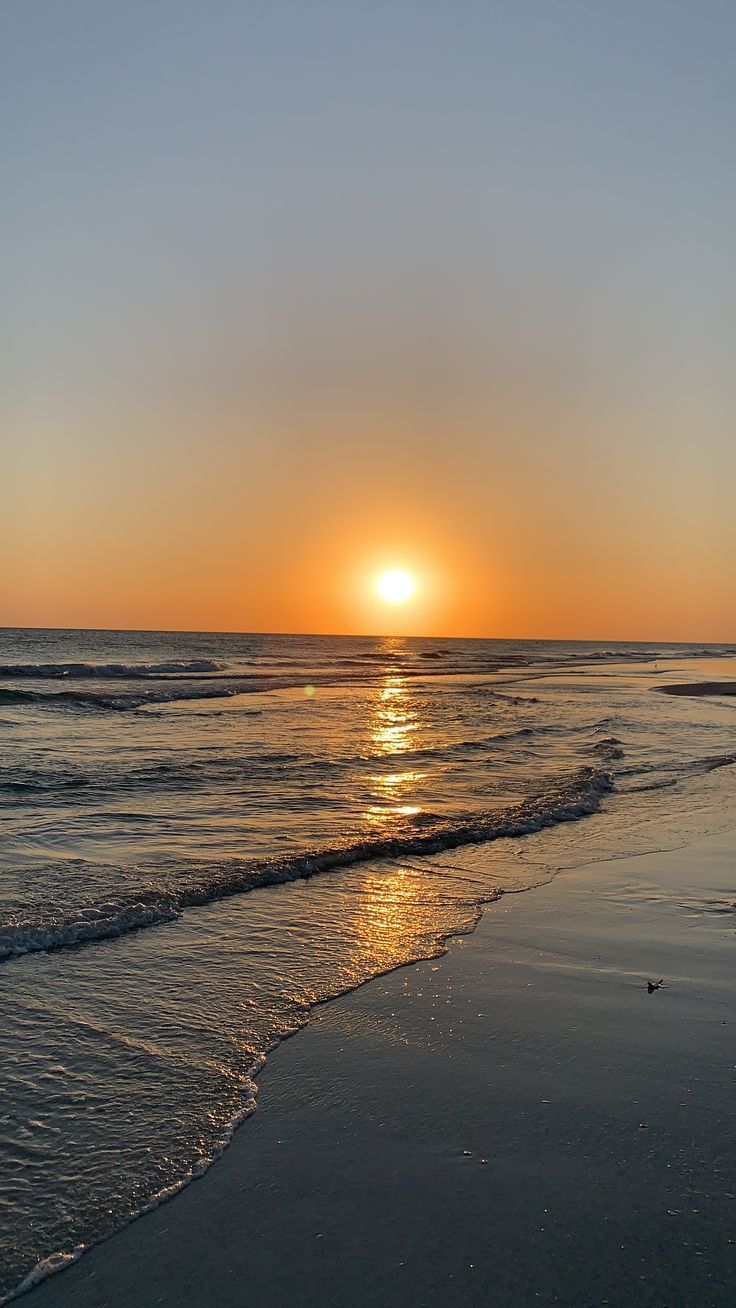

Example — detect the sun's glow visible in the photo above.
[375,569,415,605]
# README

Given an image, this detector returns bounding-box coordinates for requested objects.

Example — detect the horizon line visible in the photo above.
[0,624,733,646]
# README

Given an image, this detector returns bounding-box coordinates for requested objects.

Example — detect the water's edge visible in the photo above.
[12,794,736,1308]
[7,887,495,1305]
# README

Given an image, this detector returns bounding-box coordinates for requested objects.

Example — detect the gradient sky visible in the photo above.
[3,1,734,638]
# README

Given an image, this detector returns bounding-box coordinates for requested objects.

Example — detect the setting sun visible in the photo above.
[375,569,415,605]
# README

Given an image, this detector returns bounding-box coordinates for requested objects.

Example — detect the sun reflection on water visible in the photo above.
[343,858,476,984]
[367,676,425,825]
[371,677,420,754]
[350,864,440,970]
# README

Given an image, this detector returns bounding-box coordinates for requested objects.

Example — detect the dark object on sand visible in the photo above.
[647,978,664,993]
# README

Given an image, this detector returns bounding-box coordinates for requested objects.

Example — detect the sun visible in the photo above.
[375,569,415,605]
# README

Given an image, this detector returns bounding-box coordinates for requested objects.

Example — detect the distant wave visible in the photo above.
[0,674,409,711]
[0,677,563,713]
[1,644,733,713]
[0,660,228,679]
[0,766,612,963]
[0,684,246,711]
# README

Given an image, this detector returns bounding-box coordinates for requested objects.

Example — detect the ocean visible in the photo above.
[1,629,735,1302]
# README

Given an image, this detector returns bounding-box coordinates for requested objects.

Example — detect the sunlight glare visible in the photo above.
[375,569,415,605]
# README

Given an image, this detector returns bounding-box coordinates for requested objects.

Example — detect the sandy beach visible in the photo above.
[27,809,736,1308]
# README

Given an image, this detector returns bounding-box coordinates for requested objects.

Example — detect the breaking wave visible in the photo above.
[0,766,612,963]
[0,660,229,679]
[0,684,249,711]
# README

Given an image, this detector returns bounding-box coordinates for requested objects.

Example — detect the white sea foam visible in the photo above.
[3,1247,88,1306]
[0,1080,260,1307]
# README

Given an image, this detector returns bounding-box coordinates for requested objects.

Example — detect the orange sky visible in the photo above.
[4,4,735,640]
[4,387,733,639]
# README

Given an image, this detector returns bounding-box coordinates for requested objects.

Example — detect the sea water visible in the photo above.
[1,630,735,1300]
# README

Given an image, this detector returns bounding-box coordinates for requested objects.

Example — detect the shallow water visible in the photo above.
[1,631,735,1301]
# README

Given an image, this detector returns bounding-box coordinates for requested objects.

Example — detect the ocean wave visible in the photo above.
[0,895,181,961]
[699,751,736,773]
[0,766,612,963]
[0,670,460,712]
[0,723,619,798]
[0,684,246,711]
[589,736,625,760]
[0,659,229,679]
[620,750,736,781]
[2,641,732,715]
[617,750,736,794]
[0,770,92,794]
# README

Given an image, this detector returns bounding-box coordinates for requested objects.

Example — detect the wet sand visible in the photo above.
[659,682,736,697]
[28,828,736,1308]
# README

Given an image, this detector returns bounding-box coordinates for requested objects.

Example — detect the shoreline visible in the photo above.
[26,818,736,1308]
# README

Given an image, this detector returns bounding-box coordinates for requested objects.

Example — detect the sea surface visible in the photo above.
[1,629,735,1302]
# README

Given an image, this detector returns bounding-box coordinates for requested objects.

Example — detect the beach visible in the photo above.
[3,635,735,1303]
[27,812,736,1308]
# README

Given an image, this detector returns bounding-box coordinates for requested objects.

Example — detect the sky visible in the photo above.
[3,0,734,639]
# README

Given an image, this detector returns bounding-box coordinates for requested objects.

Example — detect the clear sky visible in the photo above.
[3,1,734,638]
